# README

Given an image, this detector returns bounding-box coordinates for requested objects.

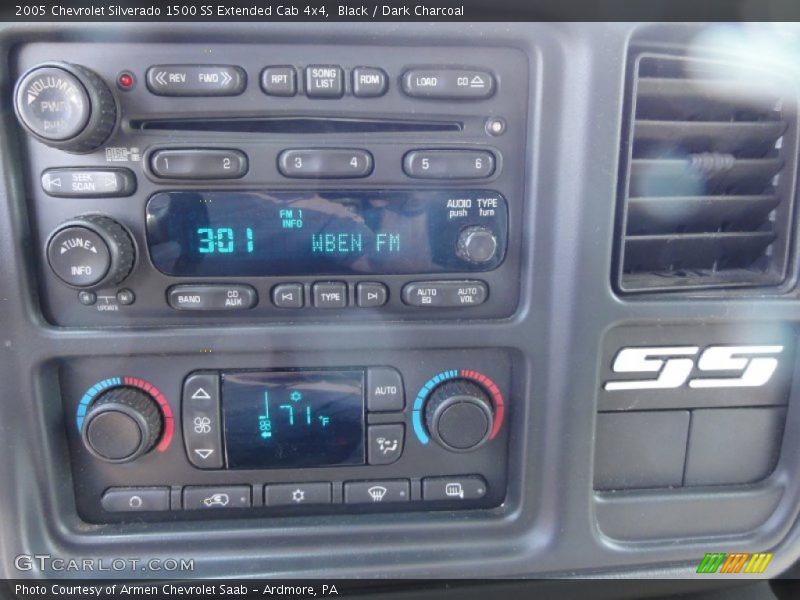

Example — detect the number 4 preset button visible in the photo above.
[278,149,373,179]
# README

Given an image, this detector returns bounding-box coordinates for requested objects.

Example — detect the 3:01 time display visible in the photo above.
[196,227,255,254]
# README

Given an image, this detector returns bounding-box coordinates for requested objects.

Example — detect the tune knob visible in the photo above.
[424,379,495,452]
[14,62,117,153]
[81,387,163,463]
[46,215,135,289]
[456,225,498,265]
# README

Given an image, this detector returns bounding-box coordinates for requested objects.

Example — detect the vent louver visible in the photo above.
[616,53,797,293]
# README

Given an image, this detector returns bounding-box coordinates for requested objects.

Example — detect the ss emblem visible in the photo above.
[604,345,784,391]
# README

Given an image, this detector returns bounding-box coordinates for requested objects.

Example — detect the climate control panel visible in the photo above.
[61,349,512,522]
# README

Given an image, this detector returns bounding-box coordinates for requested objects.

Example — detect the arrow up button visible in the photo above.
[146,65,246,96]
[182,372,224,469]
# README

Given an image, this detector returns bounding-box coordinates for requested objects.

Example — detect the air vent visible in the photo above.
[616,53,798,293]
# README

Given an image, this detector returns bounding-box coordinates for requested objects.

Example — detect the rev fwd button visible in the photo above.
[167,284,257,311]
[146,65,246,96]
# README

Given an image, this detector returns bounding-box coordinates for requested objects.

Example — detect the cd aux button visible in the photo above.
[150,149,248,180]
[167,284,257,311]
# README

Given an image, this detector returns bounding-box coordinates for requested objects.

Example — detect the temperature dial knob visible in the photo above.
[456,225,498,265]
[14,62,116,153]
[46,215,135,289]
[425,379,495,452]
[81,387,163,463]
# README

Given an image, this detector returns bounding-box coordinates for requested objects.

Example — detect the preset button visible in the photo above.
[151,149,248,180]
[278,149,373,179]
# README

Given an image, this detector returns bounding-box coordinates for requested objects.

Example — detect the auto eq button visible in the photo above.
[41,168,136,197]
[402,69,495,99]
[402,281,488,307]
[167,284,257,311]
[146,65,246,96]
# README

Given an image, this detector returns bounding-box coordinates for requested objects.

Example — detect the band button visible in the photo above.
[167,284,257,311]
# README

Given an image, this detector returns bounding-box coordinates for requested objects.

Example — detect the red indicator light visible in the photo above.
[117,72,134,90]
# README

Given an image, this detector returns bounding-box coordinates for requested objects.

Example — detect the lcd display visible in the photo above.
[145,190,507,276]
[221,370,365,469]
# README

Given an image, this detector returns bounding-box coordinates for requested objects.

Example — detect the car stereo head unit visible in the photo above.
[13,41,528,326]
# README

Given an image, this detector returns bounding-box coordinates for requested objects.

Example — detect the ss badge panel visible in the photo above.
[599,324,796,412]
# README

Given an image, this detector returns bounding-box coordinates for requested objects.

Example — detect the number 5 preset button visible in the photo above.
[278,149,373,179]
[150,149,248,179]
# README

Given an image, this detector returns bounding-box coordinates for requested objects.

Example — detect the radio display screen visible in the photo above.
[221,370,365,469]
[146,190,507,276]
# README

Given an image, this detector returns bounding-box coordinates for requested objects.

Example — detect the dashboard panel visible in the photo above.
[2,20,800,586]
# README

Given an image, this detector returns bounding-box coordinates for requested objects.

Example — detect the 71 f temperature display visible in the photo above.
[221,370,365,469]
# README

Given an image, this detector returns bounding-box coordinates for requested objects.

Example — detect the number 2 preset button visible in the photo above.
[150,149,248,179]
[278,149,373,179]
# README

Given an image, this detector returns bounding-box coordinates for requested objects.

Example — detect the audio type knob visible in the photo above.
[46,215,135,289]
[14,62,117,153]
[81,387,163,463]
[456,225,498,265]
[424,379,495,452]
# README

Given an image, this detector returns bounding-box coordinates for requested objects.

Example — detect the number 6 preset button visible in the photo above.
[278,149,373,179]
[150,148,248,179]
[403,149,495,179]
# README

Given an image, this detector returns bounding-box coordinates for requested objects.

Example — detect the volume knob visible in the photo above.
[14,62,117,153]
[46,215,135,289]
[82,387,163,463]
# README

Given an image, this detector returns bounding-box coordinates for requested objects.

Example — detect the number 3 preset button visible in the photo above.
[278,149,373,179]
[150,149,248,180]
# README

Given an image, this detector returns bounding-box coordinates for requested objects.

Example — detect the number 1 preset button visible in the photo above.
[150,149,248,179]
[278,149,373,179]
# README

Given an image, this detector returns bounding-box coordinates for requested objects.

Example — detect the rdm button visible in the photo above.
[402,281,488,307]
[167,285,257,311]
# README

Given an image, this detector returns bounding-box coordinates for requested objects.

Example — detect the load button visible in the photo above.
[402,280,488,308]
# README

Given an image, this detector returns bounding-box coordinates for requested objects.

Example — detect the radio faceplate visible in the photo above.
[15,42,529,326]
[60,349,512,523]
